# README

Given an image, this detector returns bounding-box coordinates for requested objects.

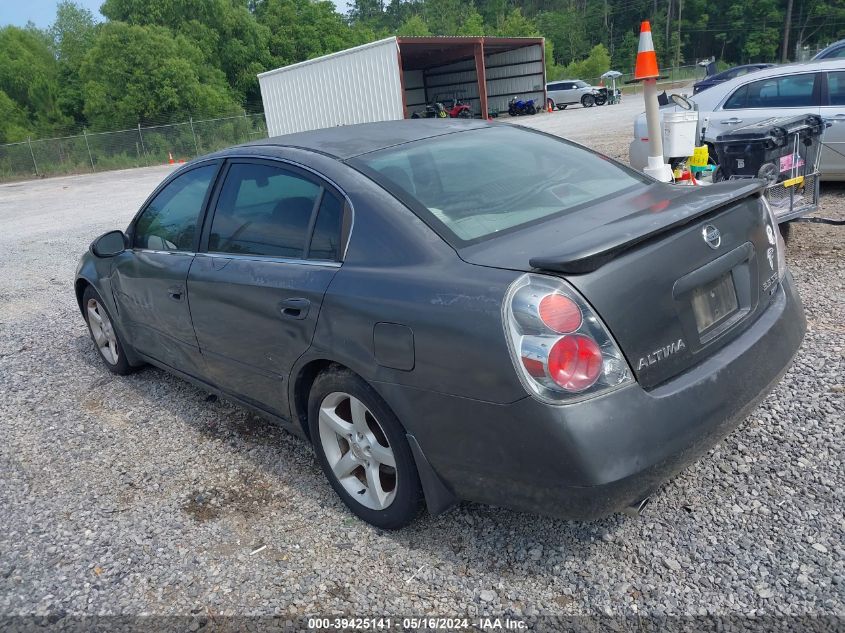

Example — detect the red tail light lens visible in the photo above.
[538,293,582,333]
[548,334,602,391]
[503,273,633,403]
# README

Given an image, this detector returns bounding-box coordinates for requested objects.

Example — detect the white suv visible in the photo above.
[546,80,601,109]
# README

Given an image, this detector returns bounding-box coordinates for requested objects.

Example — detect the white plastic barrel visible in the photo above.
[662,111,699,159]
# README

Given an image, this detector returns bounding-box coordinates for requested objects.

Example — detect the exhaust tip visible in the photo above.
[622,496,650,517]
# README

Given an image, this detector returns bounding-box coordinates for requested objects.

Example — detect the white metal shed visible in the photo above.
[258,36,546,137]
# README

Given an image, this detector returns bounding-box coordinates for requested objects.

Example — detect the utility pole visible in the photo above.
[676,0,683,69]
[782,0,794,62]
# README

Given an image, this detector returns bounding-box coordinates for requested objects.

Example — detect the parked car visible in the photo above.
[630,59,845,181]
[546,80,603,109]
[812,39,845,60]
[692,63,774,94]
[77,120,805,529]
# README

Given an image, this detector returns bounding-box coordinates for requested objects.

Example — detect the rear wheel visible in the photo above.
[527,104,537,115]
[82,286,138,375]
[308,368,423,529]
[557,104,568,110]
[779,222,792,243]
[581,94,596,107]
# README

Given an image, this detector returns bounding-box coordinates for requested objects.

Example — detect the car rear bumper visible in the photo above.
[376,274,805,519]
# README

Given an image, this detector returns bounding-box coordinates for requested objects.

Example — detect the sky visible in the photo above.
[1,0,349,28]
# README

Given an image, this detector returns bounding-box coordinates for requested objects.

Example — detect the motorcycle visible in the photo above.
[437,93,474,118]
[411,102,448,119]
[508,96,537,116]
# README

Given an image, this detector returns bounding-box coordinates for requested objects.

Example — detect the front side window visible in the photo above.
[208,162,326,259]
[134,164,216,251]
[725,73,817,109]
[354,126,647,245]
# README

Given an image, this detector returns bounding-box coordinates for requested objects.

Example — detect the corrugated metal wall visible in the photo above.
[403,70,426,110]
[258,38,404,136]
[485,45,545,114]
[421,58,479,115]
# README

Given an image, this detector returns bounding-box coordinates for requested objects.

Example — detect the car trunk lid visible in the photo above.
[460,180,781,388]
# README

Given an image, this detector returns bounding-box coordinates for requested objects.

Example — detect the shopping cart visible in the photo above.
[711,114,826,222]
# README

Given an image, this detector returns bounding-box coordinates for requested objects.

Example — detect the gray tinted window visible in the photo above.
[308,192,344,261]
[828,71,845,105]
[726,73,816,109]
[357,126,646,244]
[134,164,216,251]
[209,163,320,258]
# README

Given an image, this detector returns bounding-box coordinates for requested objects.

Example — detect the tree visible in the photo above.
[397,15,432,36]
[563,43,611,83]
[0,90,32,143]
[0,26,67,134]
[79,22,239,129]
[49,1,98,124]
[101,0,272,102]
[494,8,540,37]
[458,8,486,36]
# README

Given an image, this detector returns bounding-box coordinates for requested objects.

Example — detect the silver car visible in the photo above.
[629,59,845,180]
[546,80,601,109]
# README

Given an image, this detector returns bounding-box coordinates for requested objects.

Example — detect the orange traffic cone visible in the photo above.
[168,152,175,165]
[547,100,553,113]
[633,21,660,81]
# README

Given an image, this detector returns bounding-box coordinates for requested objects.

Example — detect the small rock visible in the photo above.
[480,590,496,602]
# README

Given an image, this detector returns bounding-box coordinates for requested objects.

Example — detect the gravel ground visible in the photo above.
[0,115,843,626]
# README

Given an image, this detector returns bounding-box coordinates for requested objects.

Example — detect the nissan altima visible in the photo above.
[75,120,805,529]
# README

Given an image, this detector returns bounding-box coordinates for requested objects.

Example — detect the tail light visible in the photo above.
[760,195,787,282]
[503,273,633,404]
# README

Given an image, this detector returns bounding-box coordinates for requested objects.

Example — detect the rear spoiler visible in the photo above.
[529,180,764,274]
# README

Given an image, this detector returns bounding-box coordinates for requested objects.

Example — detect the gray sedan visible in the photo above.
[76,120,805,529]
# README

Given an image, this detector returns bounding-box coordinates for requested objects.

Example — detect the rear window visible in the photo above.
[353,126,646,244]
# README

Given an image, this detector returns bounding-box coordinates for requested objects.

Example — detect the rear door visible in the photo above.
[820,70,845,177]
[111,162,219,374]
[187,159,348,415]
[707,71,821,140]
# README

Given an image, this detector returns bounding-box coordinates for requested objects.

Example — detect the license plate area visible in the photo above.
[673,242,757,350]
[691,272,738,335]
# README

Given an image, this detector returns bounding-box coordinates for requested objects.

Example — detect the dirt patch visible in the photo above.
[183,474,285,523]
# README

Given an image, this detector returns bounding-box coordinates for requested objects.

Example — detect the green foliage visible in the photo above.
[50,2,98,125]
[79,22,238,129]
[562,44,611,83]
[397,15,432,37]
[0,90,31,143]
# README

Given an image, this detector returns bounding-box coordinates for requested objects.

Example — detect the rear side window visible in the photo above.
[354,126,647,245]
[134,164,216,251]
[308,192,344,261]
[726,73,817,109]
[209,163,320,258]
[828,71,845,105]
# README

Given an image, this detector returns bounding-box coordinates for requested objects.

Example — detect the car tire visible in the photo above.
[557,104,567,110]
[581,94,595,107]
[82,285,138,375]
[308,367,423,529]
[779,222,792,243]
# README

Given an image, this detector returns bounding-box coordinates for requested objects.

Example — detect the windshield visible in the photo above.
[352,126,647,245]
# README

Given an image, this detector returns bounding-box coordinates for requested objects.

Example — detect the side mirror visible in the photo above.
[91,230,127,257]
[670,93,694,110]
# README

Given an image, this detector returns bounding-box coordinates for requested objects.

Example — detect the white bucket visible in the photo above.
[662,111,699,159]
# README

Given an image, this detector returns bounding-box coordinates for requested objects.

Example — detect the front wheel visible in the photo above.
[82,286,138,375]
[595,95,607,106]
[457,109,472,119]
[581,94,595,107]
[308,367,423,529]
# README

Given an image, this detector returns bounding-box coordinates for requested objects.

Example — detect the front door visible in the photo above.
[821,70,845,177]
[707,72,820,141]
[188,159,347,416]
[111,162,219,375]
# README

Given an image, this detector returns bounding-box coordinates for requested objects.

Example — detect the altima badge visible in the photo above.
[637,338,686,371]
[702,224,721,249]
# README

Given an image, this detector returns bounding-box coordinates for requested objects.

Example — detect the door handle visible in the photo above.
[721,117,743,125]
[279,298,310,320]
[167,285,184,301]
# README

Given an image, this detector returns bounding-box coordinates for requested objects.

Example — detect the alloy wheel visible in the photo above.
[318,391,397,510]
[87,298,119,365]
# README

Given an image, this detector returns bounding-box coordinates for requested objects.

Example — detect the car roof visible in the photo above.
[691,58,845,106]
[222,119,490,160]
[813,39,845,59]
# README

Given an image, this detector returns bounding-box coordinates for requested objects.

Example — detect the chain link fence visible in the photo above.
[0,112,268,183]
